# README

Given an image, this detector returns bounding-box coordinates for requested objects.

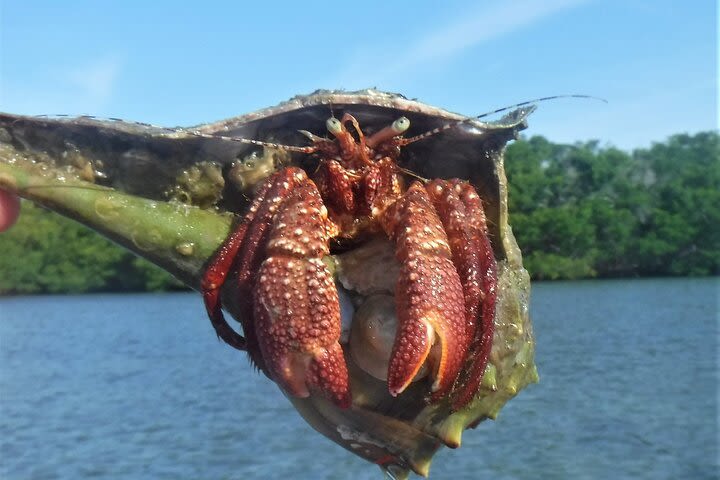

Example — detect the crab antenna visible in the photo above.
[401,94,607,145]
[398,166,429,183]
[31,114,318,154]
[184,130,318,153]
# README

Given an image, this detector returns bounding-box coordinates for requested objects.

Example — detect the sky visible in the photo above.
[0,0,716,150]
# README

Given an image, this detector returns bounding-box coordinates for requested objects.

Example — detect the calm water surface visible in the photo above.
[1,278,717,479]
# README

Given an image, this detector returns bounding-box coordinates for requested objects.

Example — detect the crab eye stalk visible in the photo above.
[366,116,411,148]
[392,116,410,134]
[326,117,344,136]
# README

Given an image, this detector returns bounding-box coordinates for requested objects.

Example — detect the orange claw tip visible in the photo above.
[386,318,434,397]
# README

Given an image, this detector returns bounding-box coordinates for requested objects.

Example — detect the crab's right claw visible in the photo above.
[251,170,351,408]
[253,252,351,409]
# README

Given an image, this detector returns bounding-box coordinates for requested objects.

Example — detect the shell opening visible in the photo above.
[348,293,428,383]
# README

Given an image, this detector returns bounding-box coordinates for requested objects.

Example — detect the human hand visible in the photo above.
[0,189,20,232]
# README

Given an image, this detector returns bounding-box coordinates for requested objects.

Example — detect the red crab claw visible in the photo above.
[202,167,350,408]
[253,179,350,408]
[381,182,468,397]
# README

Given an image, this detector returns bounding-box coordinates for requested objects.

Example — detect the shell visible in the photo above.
[0,89,537,479]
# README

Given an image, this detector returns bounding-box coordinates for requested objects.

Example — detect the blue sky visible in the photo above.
[1,0,716,150]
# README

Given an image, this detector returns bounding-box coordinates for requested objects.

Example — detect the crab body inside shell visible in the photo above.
[200,112,497,411]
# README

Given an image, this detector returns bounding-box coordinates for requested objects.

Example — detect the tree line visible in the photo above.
[504,131,718,279]
[0,131,717,294]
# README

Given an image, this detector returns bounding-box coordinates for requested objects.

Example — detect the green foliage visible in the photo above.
[505,131,719,279]
[0,131,717,293]
[0,203,185,294]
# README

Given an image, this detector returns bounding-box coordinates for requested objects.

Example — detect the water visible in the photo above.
[1,278,717,479]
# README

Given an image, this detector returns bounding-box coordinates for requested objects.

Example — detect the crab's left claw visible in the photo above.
[381,180,498,407]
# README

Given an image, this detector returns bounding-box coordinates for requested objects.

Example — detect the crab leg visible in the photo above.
[201,225,249,352]
[201,176,287,353]
[427,179,497,409]
[451,182,497,409]
[224,169,305,366]
[316,159,357,214]
[201,172,303,363]
[381,182,467,397]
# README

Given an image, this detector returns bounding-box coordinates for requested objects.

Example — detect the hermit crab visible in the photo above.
[0,89,537,478]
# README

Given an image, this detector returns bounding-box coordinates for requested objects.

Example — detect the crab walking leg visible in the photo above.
[316,159,357,214]
[381,182,467,397]
[450,181,498,409]
[425,180,485,400]
[201,225,249,351]
[253,173,351,409]
[225,169,308,366]
[427,179,498,409]
[201,176,290,352]
[363,157,403,215]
